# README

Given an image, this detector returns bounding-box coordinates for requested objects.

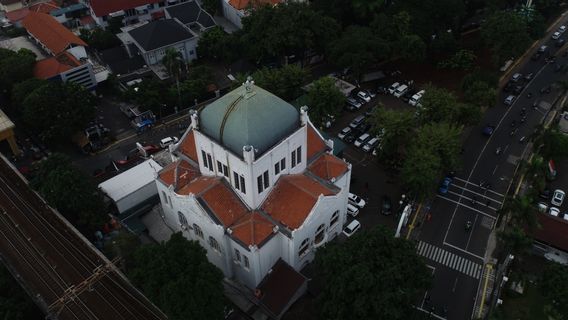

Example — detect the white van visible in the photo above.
[393,84,409,98]
[409,90,425,106]
[388,82,401,94]
[354,133,371,147]
[362,137,379,152]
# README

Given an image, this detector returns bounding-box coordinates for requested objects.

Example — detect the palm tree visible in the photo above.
[162,48,184,107]
[503,195,538,231]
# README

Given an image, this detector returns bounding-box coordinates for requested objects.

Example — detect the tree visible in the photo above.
[316,226,431,320]
[503,195,538,230]
[129,233,225,320]
[540,262,568,320]
[415,123,462,171]
[79,28,121,51]
[369,108,415,163]
[394,0,465,40]
[0,265,41,320]
[401,146,442,198]
[537,129,568,159]
[397,34,426,62]
[438,49,477,70]
[103,231,141,272]
[197,26,240,63]
[0,48,36,92]
[307,76,345,127]
[251,64,308,101]
[31,153,107,230]
[162,48,185,105]
[21,82,96,143]
[418,85,480,126]
[463,80,496,108]
[201,0,220,15]
[10,78,48,109]
[481,11,532,64]
[497,226,532,255]
[461,69,499,91]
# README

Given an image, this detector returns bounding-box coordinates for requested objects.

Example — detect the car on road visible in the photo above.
[503,95,516,105]
[141,144,161,157]
[439,177,452,194]
[338,127,351,140]
[482,125,495,136]
[388,82,401,94]
[381,196,392,215]
[115,154,141,166]
[347,203,360,217]
[357,91,372,102]
[355,123,371,134]
[159,136,179,148]
[557,38,566,47]
[524,73,534,81]
[348,192,366,208]
[512,85,524,94]
[549,207,560,217]
[344,134,355,143]
[551,189,565,206]
[552,31,561,40]
[343,219,361,237]
[511,73,523,82]
[349,115,365,129]
[540,85,552,94]
[559,25,567,33]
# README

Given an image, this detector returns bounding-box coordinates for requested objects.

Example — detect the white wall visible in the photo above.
[115,180,157,213]
[221,0,244,29]
[67,46,87,60]
[143,37,198,65]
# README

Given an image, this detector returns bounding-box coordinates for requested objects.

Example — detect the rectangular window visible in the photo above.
[257,175,263,193]
[244,256,249,269]
[240,176,246,194]
[296,146,302,164]
[217,161,223,173]
[201,150,208,169]
[263,171,269,189]
[223,165,229,177]
[291,150,296,167]
[234,172,240,190]
[275,162,280,175]
[281,158,286,170]
[162,191,168,204]
[235,249,241,262]
[207,154,213,171]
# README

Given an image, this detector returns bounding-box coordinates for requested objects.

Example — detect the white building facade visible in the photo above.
[155,80,351,289]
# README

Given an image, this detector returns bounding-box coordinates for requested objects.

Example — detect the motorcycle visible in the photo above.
[465,221,472,231]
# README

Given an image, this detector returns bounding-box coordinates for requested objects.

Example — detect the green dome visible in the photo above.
[199,82,300,157]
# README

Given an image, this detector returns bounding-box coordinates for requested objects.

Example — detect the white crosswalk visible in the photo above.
[417,241,483,279]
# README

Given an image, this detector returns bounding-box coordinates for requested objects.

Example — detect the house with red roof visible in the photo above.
[87,0,174,28]
[155,79,351,317]
[221,0,287,29]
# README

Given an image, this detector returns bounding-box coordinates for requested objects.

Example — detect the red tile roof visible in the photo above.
[201,180,248,227]
[22,12,87,54]
[257,259,307,318]
[80,15,95,26]
[308,153,349,182]
[532,213,568,252]
[230,211,275,247]
[262,174,336,229]
[6,8,29,23]
[33,52,81,79]
[228,0,281,10]
[29,1,59,14]
[178,129,198,162]
[89,0,161,17]
[158,160,200,189]
[177,176,217,195]
[306,123,327,160]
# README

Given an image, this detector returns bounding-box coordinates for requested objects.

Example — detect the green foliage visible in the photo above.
[10,78,48,109]
[415,123,462,171]
[0,265,41,320]
[106,16,124,34]
[537,129,568,159]
[0,48,36,92]
[463,80,497,108]
[251,64,308,101]
[129,233,225,320]
[461,69,499,91]
[197,26,240,63]
[438,49,477,70]
[162,48,184,80]
[540,262,568,319]
[503,195,538,231]
[430,31,458,54]
[123,78,169,113]
[398,34,426,62]
[201,0,220,14]
[176,65,214,105]
[307,76,345,127]
[79,28,121,51]
[418,85,481,126]
[370,108,415,163]
[31,153,107,230]
[481,11,532,64]
[21,82,96,143]
[497,226,532,255]
[103,231,141,271]
[394,0,465,40]
[315,226,431,320]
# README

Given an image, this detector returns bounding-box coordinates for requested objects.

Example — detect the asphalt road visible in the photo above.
[414,21,568,320]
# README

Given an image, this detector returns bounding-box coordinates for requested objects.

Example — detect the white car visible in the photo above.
[551,189,565,206]
[159,136,179,148]
[560,25,567,33]
[348,192,366,208]
[388,82,401,94]
[347,203,360,217]
[552,31,561,40]
[409,90,425,106]
[503,95,516,106]
[337,127,351,139]
[549,207,560,217]
[357,91,371,102]
[342,219,361,237]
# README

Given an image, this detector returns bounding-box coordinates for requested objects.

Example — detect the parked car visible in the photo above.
[354,133,371,148]
[343,219,361,237]
[338,127,352,140]
[539,189,551,200]
[115,154,141,167]
[362,137,380,153]
[439,177,452,194]
[364,89,376,98]
[159,136,179,148]
[531,52,542,61]
[538,202,549,213]
[511,73,523,82]
[512,85,524,94]
[349,115,365,129]
[409,90,425,106]
[347,203,360,217]
[141,144,161,156]
[538,45,548,53]
[549,207,560,217]
[377,86,388,95]
[393,84,409,98]
[357,91,371,102]
[552,31,561,40]
[559,25,567,33]
[381,196,392,215]
[344,134,356,143]
[503,81,514,92]
[557,38,566,47]
[356,123,371,134]
[348,192,366,208]
[388,82,401,94]
[401,89,416,103]
[346,97,362,110]
[551,189,565,206]
[503,95,516,106]
[482,125,495,136]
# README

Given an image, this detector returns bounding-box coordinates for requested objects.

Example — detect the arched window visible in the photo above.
[298,238,309,257]
[193,223,203,238]
[330,210,339,227]
[314,224,326,245]
[178,211,188,227]
[209,236,221,253]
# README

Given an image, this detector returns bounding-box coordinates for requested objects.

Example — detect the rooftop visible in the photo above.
[0,108,15,132]
[158,159,200,190]
[306,124,327,160]
[177,129,198,162]
[99,159,163,202]
[308,153,349,182]
[230,211,275,247]
[128,19,195,51]
[228,0,282,10]
[532,213,568,252]
[165,0,216,29]
[22,12,87,54]
[33,51,81,79]
[89,0,161,17]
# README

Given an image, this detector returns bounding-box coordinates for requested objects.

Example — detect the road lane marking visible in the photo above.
[417,241,482,279]
[465,214,479,250]
[445,189,502,206]
[451,177,506,198]
[492,165,499,175]
[443,241,485,261]
[436,195,498,219]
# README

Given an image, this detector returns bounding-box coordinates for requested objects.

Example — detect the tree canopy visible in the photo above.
[315,226,431,320]
[418,85,480,126]
[129,233,225,320]
[79,28,121,51]
[197,26,240,63]
[540,262,568,320]
[370,107,415,163]
[481,11,532,64]
[307,76,345,127]
[0,265,41,320]
[250,64,308,101]
[22,82,96,143]
[0,48,36,92]
[463,80,497,108]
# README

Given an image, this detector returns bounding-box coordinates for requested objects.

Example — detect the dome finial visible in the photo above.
[244,76,254,93]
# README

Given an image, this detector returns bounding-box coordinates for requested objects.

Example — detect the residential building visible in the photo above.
[0,108,20,156]
[155,79,351,315]
[87,0,191,28]
[221,0,282,29]
[0,0,23,13]
[22,12,97,89]
[164,0,216,33]
[531,213,568,265]
[120,18,198,66]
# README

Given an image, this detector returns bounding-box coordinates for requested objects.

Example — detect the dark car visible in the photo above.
[115,154,141,167]
[401,89,416,103]
[503,81,514,92]
[531,52,541,61]
[377,86,388,94]
[524,73,534,81]
[344,134,355,143]
[540,189,551,200]
[356,123,371,133]
[381,196,393,215]
[557,38,566,47]
[512,85,524,94]
[540,85,552,94]
[482,125,495,136]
